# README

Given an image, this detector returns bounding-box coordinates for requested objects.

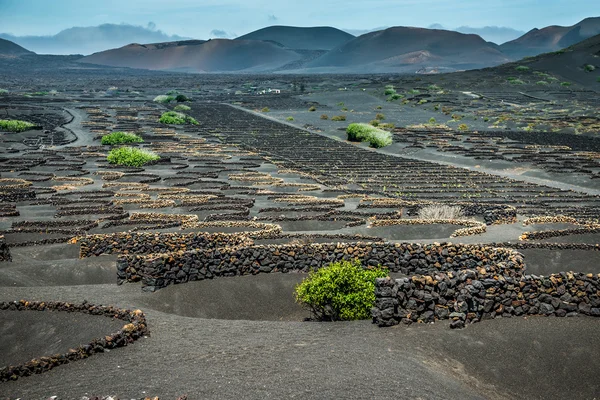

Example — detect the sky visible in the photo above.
[1,0,598,38]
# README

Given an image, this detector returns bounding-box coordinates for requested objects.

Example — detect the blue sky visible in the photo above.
[1,0,598,37]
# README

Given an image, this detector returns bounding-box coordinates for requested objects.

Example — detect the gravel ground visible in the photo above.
[1,280,599,400]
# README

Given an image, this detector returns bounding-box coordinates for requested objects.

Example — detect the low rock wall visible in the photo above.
[0,236,11,262]
[373,270,600,329]
[74,231,254,258]
[117,242,525,292]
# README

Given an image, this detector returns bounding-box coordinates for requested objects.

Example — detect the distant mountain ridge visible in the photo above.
[4,18,599,74]
[236,26,354,50]
[500,17,600,59]
[79,39,301,73]
[305,27,511,73]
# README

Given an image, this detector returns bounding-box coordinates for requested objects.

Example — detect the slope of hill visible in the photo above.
[305,27,510,73]
[517,33,600,89]
[0,38,34,56]
[500,17,600,59]
[78,39,302,73]
[236,26,354,50]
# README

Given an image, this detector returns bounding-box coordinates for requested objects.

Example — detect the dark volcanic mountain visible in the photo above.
[306,27,510,73]
[500,17,600,59]
[236,26,354,50]
[0,38,34,56]
[78,39,301,73]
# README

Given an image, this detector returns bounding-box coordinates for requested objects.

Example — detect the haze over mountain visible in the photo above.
[305,27,511,73]
[0,38,34,57]
[500,17,600,59]
[79,39,301,73]
[236,26,354,50]
[0,23,190,55]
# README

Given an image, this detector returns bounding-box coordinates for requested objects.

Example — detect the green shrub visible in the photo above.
[173,104,191,111]
[369,120,380,127]
[379,123,395,130]
[388,93,403,101]
[417,99,428,105]
[159,111,199,125]
[294,260,388,321]
[458,123,468,131]
[561,82,572,86]
[331,115,346,121]
[153,95,174,104]
[0,119,37,132]
[261,107,270,112]
[0,89,8,95]
[346,123,392,148]
[175,94,190,102]
[536,81,548,85]
[308,106,317,112]
[515,65,530,72]
[166,90,179,96]
[584,64,595,72]
[286,116,294,121]
[429,117,436,124]
[508,78,525,85]
[384,88,396,96]
[107,147,160,167]
[101,132,143,145]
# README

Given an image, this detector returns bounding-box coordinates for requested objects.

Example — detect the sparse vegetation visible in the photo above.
[515,66,530,72]
[561,82,572,86]
[369,120,380,127]
[294,259,388,321]
[173,104,191,111]
[0,89,8,95]
[153,95,174,104]
[261,107,270,112]
[175,94,190,102]
[331,115,346,121]
[159,111,199,125]
[107,147,160,167]
[536,81,549,86]
[418,205,465,219]
[346,123,392,148]
[101,132,143,145]
[458,123,468,131]
[0,119,37,133]
[286,116,294,121]
[308,106,317,112]
[507,77,525,85]
[320,114,329,120]
[375,113,385,120]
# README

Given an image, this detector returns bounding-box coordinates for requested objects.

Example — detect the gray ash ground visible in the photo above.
[0,70,599,399]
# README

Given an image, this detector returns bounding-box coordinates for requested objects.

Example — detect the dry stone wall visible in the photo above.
[0,236,11,262]
[117,242,525,292]
[373,269,600,329]
[74,231,254,258]
[0,300,148,382]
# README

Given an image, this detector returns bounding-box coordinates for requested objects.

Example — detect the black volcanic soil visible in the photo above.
[0,310,124,368]
[0,68,599,400]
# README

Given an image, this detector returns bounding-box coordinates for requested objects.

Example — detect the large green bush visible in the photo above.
[346,123,392,148]
[101,131,143,145]
[107,147,160,167]
[0,119,37,133]
[159,111,199,125]
[294,260,388,321]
